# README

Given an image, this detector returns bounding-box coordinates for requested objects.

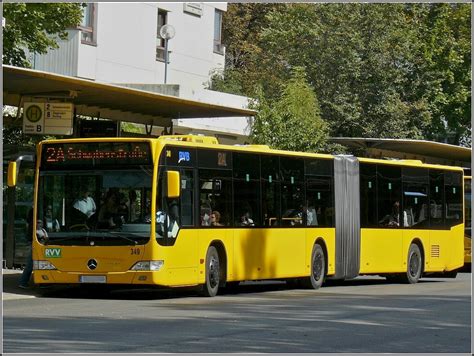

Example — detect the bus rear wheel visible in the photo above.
[201,246,220,297]
[402,243,422,284]
[302,243,325,289]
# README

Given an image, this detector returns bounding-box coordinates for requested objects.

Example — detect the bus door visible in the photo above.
[197,169,234,280]
[158,168,199,285]
[5,154,35,268]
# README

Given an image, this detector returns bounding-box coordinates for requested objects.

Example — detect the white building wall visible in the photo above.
[73,2,227,88]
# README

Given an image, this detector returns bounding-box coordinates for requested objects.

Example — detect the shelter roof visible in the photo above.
[3,65,255,128]
[330,137,471,168]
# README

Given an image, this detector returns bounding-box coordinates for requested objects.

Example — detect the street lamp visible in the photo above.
[159,24,176,84]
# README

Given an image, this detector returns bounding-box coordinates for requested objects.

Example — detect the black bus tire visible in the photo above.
[302,243,326,289]
[403,243,422,284]
[201,246,220,297]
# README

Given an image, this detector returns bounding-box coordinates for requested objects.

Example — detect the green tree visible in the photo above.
[410,4,471,145]
[261,4,433,140]
[215,3,471,147]
[208,3,284,98]
[251,68,329,153]
[3,2,84,67]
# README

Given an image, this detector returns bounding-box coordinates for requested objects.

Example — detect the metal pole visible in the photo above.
[164,39,168,84]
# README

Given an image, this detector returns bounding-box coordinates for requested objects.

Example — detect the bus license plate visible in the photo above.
[79,275,106,283]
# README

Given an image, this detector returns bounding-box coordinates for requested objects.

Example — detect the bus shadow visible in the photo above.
[3,271,454,301]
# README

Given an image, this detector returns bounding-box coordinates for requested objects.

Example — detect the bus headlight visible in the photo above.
[33,260,57,270]
[130,260,164,271]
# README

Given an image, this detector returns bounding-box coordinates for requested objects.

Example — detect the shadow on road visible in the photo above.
[4,270,465,301]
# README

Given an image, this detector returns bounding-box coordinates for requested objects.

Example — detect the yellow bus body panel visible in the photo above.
[464,236,471,264]
[360,229,404,273]
[359,225,463,274]
[34,227,336,286]
[33,244,148,284]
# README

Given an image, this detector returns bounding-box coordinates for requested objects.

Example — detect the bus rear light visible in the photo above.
[130,260,164,271]
[33,260,57,270]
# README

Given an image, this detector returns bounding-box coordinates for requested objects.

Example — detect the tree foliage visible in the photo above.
[210,3,471,147]
[250,68,329,153]
[3,3,84,67]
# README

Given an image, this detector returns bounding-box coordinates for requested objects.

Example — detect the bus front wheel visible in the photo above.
[201,246,220,297]
[403,243,422,284]
[302,243,326,289]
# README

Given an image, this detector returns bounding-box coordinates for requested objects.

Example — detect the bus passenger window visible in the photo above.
[180,170,194,226]
[280,156,304,227]
[445,171,462,227]
[233,153,260,227]
[261,155,281,227]
[262,180,280,227]
[199,169,232,227]
[359,163,377,228]
[377,165,401,228]
[306,177,334,227]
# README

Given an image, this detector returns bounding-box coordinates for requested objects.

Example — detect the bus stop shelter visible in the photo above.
[3,65,255,136]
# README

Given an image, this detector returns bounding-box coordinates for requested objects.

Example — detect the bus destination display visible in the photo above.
[42,142,152,168]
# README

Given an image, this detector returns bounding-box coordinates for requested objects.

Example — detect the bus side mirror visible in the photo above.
[7,161,17,187]
[167,171,180,198]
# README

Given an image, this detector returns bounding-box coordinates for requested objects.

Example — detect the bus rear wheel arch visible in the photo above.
[385,240,424,284]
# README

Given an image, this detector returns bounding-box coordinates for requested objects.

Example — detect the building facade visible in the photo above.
[32,2,250,142]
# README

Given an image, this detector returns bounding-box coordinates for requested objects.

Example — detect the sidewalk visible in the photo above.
[2,269,37,300]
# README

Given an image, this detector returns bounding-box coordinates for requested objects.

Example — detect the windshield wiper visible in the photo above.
[48,235,89,244]
[104,232,139,245]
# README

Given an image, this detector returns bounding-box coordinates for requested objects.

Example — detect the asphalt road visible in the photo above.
[2,270,471,354]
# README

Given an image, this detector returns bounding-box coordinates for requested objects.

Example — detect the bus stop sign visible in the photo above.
[23,102,74,135]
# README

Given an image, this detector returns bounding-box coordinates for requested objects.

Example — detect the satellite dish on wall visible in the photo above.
[160,24,176,40]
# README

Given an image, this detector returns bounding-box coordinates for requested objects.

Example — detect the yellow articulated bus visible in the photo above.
[463,176,471,267]
[15,135,464,296]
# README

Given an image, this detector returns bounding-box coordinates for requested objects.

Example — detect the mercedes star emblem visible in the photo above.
[87,259,98,270]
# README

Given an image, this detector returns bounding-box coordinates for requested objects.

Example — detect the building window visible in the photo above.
[156,9,168,62]
[80,3,97,45]
[213,9,224,55]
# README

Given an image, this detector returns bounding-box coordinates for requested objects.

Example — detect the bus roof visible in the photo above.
[38,135,465,172]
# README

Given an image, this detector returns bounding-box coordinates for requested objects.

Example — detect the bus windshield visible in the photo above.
[37,168,153,246]
[36,141,154,246]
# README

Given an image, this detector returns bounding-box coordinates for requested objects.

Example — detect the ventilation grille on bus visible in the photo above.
[431,245,440,258]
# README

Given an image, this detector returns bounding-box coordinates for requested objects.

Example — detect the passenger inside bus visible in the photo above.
[98,190,124,228]
[210,210,224,226]
[240,211,254,226]
[306,206,318,226]
[36,219,49,243]
[379,201,409,227]
[44,205,60,232]
[200,202,212,226]
[71,186,97,228]
[73,187,97,219]
[127,190,139,222]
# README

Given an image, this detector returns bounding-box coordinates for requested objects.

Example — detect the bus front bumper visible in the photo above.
[33,270,170,286]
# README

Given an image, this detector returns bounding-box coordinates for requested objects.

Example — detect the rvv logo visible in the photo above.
[45,248,62,258]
